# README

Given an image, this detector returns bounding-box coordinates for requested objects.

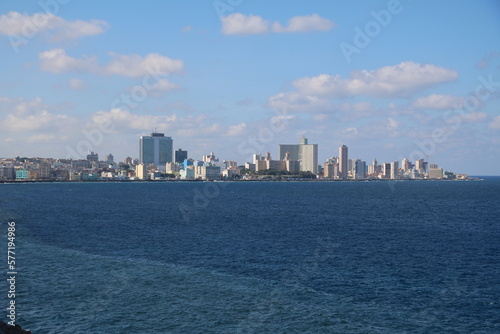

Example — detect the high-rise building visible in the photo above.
[139,132,173,167]
[339,145,348,179]
[429,164,443,179]
[278,137,318,174]
[136,163,148,180]
[390,161,399,179]
[175,149,188,163]
[401,158,409,171]
[416,159,425,172]
[39,162,51,179]
[87,150,98,162]
[202,152,218,163]
[383,162,391,179]
[0,165,15,180]
[105,154,114,163]
[354,160,367,179]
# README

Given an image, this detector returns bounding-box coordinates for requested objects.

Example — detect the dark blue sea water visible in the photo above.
[0,178,499,333]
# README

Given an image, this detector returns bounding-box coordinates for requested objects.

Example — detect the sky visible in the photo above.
[0,0,499,175]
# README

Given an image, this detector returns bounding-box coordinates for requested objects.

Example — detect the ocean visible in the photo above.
[1,178,499,333]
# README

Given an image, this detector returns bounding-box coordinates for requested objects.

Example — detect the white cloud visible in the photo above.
[0,97,77,132]
[340,127,359,137]
[221,13,269,35]
[105,52,183,77]
[336,102,375,120]
[313,113,329,121]
[351,118,402,139]
[149,79,180,91]
[488,115,500,129]
[226,122,246,136]
[0,11,108,41]
[267,92,331,113]
[39,48,97,73]
[26,134,58,143]
[462,112,489,124]
[88,109,221,138]
[272,14,334,33]
[411,94,464,110]
[39,49,184,78]
[292,62,458,98]
[221,13,333,35]
[69,78,87,90]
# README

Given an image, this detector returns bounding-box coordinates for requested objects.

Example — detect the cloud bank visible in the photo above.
[221,13,334,35]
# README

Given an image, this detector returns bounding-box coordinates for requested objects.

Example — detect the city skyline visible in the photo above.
[0,1,499,175]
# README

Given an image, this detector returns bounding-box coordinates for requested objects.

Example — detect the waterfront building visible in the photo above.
[429,164,443,179]
[253,152,299,173]
[278,137,318,173]
[416,159,426,172]
[401,158,409,171]
[323,162,339,178]
[175,149,188,164]
[183,158,194,170]
[354,160,367,179]
[166,162,178,173]
[136,163,148,180]
[245,162,256,171]
[223,166,241,179]
[383,162,391,179]
[195,165,221,180]
[15,169,28,180]
[28,170,39,180]
[0,165,16,180]
[69,172,82,181]
[139,132,173,168]
[339,145,348,179]
[39,162,51,179]
[390,161,399,179]
[180,167,195,180]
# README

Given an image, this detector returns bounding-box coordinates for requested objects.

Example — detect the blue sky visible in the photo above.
[0,0,499,174]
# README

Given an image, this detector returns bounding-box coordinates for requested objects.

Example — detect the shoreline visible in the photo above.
[0,177,485,184]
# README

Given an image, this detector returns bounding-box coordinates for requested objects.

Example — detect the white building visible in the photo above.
[278,137,318,174]
[195,165,221,180]
[390,161,399,179]
[136,163,148,180]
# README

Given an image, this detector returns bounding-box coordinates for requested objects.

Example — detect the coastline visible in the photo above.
[0,177,485,184]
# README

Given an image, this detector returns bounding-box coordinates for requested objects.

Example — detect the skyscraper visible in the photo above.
[175,148,188,163]
[139,132,173,167]
[278,137,318,173]
[339,145,348,179]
